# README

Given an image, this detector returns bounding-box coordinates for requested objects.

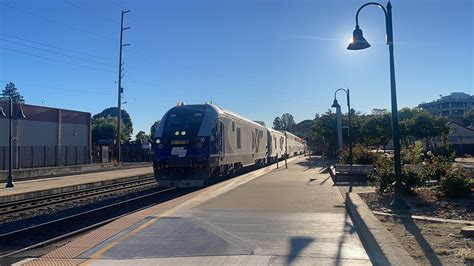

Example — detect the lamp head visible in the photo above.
[347,26,371,50]
[331,98,341,108]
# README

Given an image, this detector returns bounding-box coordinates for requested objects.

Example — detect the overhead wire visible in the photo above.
[0,38,116,68]
[64,0,120,24]
[0,80,115,96]
[0,33,116,62]
[0,46,117,74]
[0,1,116,42]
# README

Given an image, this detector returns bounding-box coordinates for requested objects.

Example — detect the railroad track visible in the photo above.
[0,186,182,261]
[0,176,157,216]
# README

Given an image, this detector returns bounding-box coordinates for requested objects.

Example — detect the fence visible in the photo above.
[0,146,91,170]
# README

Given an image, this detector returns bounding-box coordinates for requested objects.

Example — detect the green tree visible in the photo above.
[310,110,338,155]
[93,107,133,141]
[135,130,150,143]
[92,116,119,143]
[464,107,474,126]
[280,113,296,132]
[1,82,25,103]
[150,119,160,137]
[272,117,282,130]
[360,113,392,149]
[404,110,448,148]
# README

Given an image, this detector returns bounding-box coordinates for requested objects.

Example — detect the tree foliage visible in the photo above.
[272,117,282,130]
[1,82,25,103]
[92,116,119,143]
[135,130,150,143]
[92,107,133,142]
[307,108,449,153]
[150,119,160,137]
[464,107,474,126]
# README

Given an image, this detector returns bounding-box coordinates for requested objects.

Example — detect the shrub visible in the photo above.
[370,155,425,195]
[341,144,380,165]
[402,165,425,194]
[369,155,395,194]
[421,153,453,181]
[401,141,424,164]
[440,167,472,198]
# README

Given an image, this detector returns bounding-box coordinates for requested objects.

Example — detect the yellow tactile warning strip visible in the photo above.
[22,258,86,266]
[21,156,303,265]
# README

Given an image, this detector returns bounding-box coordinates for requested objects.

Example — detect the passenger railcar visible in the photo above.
[153,103,267,187]
[266,128,285,163]
[282,131,306,156]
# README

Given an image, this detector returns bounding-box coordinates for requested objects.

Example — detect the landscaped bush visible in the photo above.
[421,152,453,181]
[370,155,425,195]
[440,167,472,198]
[401,141,424,164]
[341,144,380,165]
[369,155,395,194]
[402,165,426,194]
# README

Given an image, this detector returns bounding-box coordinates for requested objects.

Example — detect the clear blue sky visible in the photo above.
[1,0,472,136]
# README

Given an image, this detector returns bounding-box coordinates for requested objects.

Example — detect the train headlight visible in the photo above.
[175,131,180,136]
[155,139,161,144]
[181,131,186,136]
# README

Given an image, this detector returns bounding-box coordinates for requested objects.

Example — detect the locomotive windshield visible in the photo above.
[163,106,207,138]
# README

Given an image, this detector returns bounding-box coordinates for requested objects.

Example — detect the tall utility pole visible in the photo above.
[116,10,130,165]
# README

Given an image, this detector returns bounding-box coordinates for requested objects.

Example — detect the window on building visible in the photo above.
[452,102,464,108]
[441,111,449,116]
[236,128,241,149]
[441,103,450,109]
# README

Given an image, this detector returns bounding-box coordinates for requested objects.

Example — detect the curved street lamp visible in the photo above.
[0,97,26,188]
[332,88,352,165]
[347,1,409,210]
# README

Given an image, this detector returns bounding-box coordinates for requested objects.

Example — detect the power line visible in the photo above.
[0,38,116,68]
[0,1,115,42]
[0,80,115,96]
[64,0,120,24]
[0,33,116,62]
[0,46,116,73]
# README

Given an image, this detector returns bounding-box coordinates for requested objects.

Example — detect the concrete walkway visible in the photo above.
[18,157,371,265]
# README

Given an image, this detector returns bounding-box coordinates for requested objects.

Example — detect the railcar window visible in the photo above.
[274,137,276,149]
[232,122,235,132]
[236,128,241,149]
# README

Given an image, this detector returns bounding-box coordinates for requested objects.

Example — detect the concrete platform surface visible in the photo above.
[18,157,371,265]
[0,166,153,203]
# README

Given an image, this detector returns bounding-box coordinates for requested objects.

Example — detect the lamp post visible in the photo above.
[0,96,26,188]
[347,1,409,210]
[332,88,352,165]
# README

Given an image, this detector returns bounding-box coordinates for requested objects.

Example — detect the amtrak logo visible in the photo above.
[171,147,188,157]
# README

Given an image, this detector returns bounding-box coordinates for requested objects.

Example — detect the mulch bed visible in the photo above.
[360,187,473,221]
[359,188,473,265]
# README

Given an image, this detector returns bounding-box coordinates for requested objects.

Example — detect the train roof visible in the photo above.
[279,130,305,141]
[206,104,266,129]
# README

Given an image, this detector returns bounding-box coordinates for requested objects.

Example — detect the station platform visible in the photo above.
[0,167,153,204]
[17,156,371,265]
